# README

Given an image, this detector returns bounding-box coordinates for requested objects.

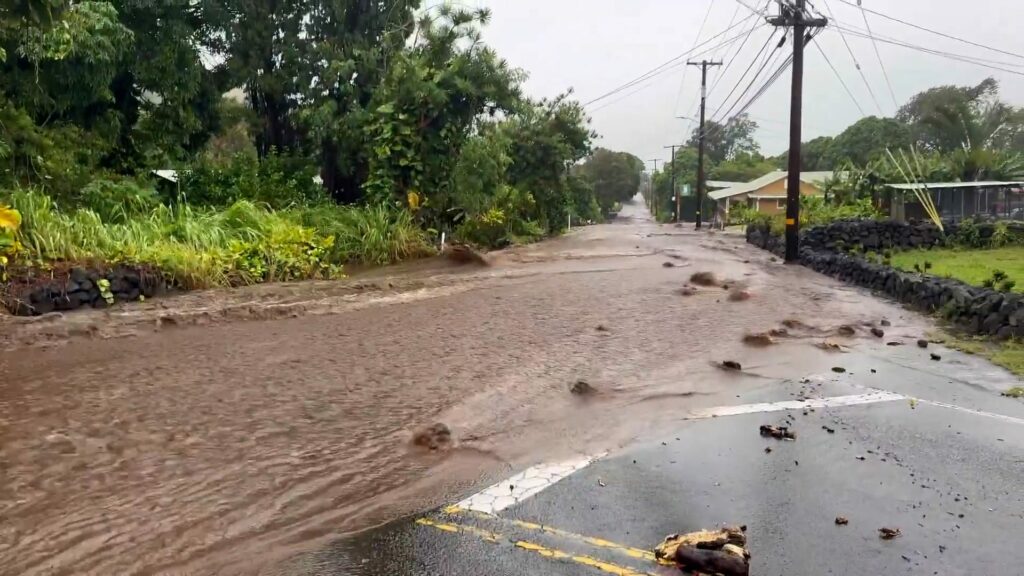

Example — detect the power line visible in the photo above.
[674,0,720,116]
[821,0,883,115]
[812,39,865,116]
[582,14,759,107]
[709,1,770,97]
[835,0,1024,61]
[587,24,760,113]
[833,24,1024,77]
[710,28,781,121]
[856,2,899,110]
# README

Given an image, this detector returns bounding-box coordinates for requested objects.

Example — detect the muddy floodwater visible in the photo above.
[0,198,930,574]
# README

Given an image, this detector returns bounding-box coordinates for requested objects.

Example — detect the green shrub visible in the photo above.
[292,203,433,266]
[954,218,983,248]
[180,152,327,209]
[78,178,160,223]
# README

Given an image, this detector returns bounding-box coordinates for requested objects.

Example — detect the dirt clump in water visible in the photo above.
[836,324,857,336]
[412,423,453,450]
[679,286,698,297]
[690,271,718,286]
[444,244,489,266]
[570,380,597,395]
[728,288,752,302]
[742,332,775,347]
[719,360,743,371]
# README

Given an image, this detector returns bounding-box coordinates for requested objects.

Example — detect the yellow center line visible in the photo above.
[416,516,659,576]
[446,507,659,563]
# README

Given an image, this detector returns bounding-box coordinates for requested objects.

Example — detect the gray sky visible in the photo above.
[475,0,1024,167]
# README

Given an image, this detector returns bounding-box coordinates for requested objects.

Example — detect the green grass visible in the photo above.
[891,247,1024,291]
[942,333,1024,378]
[6,189,433,289]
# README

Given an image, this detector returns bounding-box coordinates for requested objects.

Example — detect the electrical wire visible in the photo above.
[586,22,765,111]
[812,37,865,115]
[820,0,883,115]
[709,28,781,121]
[582,13,760,107]
[835,0,1024,61]
[673,0,720,117]
[856,2,899,110]
[709,0,770,97]
[833,24,1024,77]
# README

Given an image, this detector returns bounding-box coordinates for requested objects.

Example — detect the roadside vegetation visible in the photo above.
[941,333,1024,380]
[0,1,643,305]
[893,247,1024,293]
[647,77,1022,226]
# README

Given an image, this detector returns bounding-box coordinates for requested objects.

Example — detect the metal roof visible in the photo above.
[707,180,741,190]
[708,171,834,201]
[888,181,1024,190]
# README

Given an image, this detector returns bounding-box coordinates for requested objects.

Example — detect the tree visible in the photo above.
[577,148,643,215]
[897,77,1023,154]
[687,113,759,165]
[709,152,776,182]
[829,116,911,167]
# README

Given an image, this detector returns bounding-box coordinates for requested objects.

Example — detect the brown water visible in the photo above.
[0,198,928,574]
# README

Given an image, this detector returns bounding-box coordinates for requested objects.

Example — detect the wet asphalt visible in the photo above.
[278,334,1024,576]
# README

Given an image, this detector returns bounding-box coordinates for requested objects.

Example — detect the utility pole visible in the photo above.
[664,145,679,222]
[769,0,826,261]
[687,60,721,229]
[647,159,660,218]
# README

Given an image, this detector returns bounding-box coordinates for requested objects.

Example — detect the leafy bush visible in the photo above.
[78,178,160,223]
[953,218,983,248]
[292,203,433,266]
[180,153,327,209]
[727,203,758,225]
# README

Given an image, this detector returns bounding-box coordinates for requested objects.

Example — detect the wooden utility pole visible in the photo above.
[664,145,679,222]
[769,0,826,261]
[647,159,660,217]
[687,60,721,229]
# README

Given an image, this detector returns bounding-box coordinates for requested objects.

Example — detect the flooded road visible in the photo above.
[1,197,939,574]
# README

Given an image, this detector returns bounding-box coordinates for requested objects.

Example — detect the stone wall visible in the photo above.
[746,219,1024,339]
[4,265,165,316]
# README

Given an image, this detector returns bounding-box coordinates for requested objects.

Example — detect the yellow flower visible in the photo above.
[0,205,21,231]
[407,191,421,211]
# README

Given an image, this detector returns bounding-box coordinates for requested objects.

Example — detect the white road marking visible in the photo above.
[455,454,601,514]
[450,390,1023,516]
[916,399,1024,426]
[685,390,906,420]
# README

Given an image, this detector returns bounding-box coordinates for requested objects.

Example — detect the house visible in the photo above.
[709,170,834,217]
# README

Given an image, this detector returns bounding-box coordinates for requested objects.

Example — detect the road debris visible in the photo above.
[835,516,849,525]
[917,339,929,348]
[742,332,774,346]
[782,318,811,330]
[720,360,742,371]
[822,425,835,434]
[764,446,772,454]
[817,339,844,352]
[728,288,752,302]
[930,353,942,361]
[759,424,796,440]
[886,341,903,346]
[411,423,452,450]
[443,244,488,266]
[871,327,885,338]
[679,286,698,297]
[837,324,856,336]
[654,526,750,576]
[880,319,891,326]
[595,324,609,332]
[831,366,846,373]
[663,261,676,268]
[690,271,718,286]
[878,527,902,540]
[570,380,596,395]
[769,327,788,337]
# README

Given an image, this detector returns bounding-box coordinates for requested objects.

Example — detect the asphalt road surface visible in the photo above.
[2,196,1022,575]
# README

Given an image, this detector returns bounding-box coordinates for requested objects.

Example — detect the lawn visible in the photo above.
[891,247,1024,291]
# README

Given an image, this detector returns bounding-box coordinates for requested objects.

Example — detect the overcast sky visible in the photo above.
[473,0,1024,167]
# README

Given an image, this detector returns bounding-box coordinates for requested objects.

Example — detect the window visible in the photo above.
[776,199,786,209]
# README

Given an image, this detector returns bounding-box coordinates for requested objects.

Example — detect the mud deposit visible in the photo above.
[0,197,928,575]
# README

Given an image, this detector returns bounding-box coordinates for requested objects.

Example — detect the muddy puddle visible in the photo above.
[0,198,932,575]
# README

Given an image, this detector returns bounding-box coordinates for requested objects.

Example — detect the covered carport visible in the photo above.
[887,181,1024,222]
